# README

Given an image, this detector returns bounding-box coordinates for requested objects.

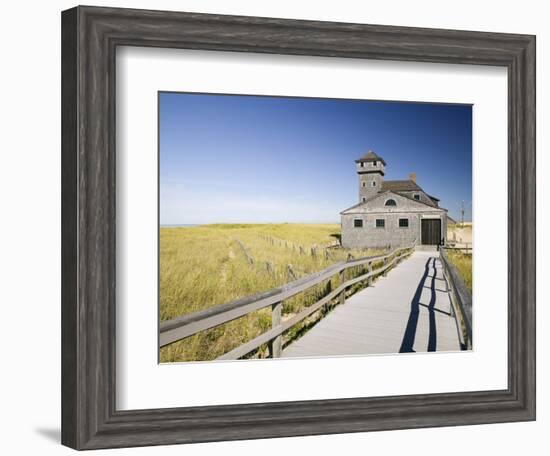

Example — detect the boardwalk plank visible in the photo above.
[283,251,462,359]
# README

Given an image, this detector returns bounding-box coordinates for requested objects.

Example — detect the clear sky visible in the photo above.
[159,92,472,225]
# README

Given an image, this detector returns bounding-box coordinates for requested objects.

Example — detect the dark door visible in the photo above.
[421,219,441,245]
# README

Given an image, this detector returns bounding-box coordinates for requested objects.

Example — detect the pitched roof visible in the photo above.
[381,179,422,192]
[394,190,440,208]
[381,181,441,208]
[355,150,386,165]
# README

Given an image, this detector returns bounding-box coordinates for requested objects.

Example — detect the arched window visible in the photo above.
[385,199,397,206]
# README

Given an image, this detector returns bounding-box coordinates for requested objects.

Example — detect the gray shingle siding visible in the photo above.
[342,211,447,249]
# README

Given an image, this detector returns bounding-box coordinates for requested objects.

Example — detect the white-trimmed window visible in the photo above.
[399,218,409,228]
[385,198,397,206]
[375,219,385,228]
[354,219,363,228]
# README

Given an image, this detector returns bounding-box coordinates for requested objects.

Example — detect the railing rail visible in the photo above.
[440,247,473,349]
[444,245,472,253]
[160,244,416,359]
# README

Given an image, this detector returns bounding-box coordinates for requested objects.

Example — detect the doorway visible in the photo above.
[421,219,441,245]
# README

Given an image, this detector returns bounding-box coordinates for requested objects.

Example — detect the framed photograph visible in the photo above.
[157,93,473,363]
[61,5,535,450]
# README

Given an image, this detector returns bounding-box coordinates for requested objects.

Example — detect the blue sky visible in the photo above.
[159,92,472,225]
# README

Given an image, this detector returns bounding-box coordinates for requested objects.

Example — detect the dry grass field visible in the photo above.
[160,223,383,363]
[446,250,472,293]
[445,223,473,293]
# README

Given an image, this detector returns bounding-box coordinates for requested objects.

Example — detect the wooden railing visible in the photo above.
[440,247,473,349]
[444,244,472,253]
[160,244,415,360]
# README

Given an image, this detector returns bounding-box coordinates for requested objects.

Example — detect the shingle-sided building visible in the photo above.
[340,151,448,249]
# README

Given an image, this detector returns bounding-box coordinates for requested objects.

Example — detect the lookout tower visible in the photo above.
[355,150,386,202]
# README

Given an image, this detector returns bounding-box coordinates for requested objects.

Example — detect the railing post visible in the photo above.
[383,257,389,276]
[269,301,282,358]
[367,261,373,286]
[440,253,454,318]
[339,270,345,305]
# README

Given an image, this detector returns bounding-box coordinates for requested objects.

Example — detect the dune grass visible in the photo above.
[445,250,472,293]
[159,223,383,362]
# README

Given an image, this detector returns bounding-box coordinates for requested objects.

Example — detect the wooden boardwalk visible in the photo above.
[282,250,462,358]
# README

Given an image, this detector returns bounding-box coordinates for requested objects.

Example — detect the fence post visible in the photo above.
[269,301,282,358]
[339,270,345,305]
[383,257,389,276]
[235,238,254,266]
[287,264,297,281]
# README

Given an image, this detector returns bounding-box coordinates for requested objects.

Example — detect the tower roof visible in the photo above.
[355,150,386,165]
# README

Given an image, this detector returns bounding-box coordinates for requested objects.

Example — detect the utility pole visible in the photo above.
[460,200,465,227]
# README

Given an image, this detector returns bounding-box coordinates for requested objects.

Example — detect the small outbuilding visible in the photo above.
[340,151,449,249]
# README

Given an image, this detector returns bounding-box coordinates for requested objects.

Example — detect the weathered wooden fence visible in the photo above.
[259,234,340,254]
[440,247,473,349]
[160,244,415,360]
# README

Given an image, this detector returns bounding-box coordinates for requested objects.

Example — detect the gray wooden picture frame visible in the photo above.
[61,5,536,450]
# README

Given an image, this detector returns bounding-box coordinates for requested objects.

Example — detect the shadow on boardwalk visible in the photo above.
[399,258,437,353]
